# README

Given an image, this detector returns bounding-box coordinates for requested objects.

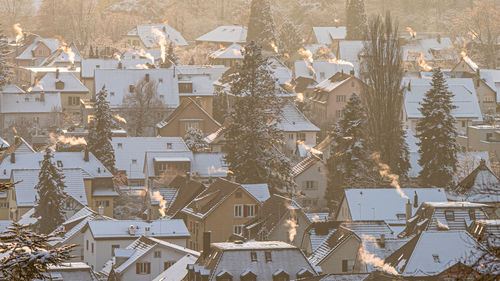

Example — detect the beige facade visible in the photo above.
[462,125,500,158]
[266,209,311,248]
[316,234,366,274]
[294,160,328,211]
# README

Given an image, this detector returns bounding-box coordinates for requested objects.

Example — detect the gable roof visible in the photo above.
[196,26,247,44]
[43,42,82,66]
[450,160,500,202]
[209,43,244,60]
[192,152,228,178]
[80,58,154,78]
[29,72,89,93]
[86,219,189,239]
[152,253,199,281]
[128,24,187,47]
[241,184,271,203]
[292,154,323,177]
[16,37,59,61]
[167,176,206,218]
[156,97,221,129]
[402,37,454,62]
[294,60,354,83]
[309,226,358,265]
[251,194,304,237]
[277,101,320,132]
[0,92,62,113]
[313,26,347,44]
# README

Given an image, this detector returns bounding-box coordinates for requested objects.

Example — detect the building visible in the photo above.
[195,25,247,46]
[100,236,199,281]
[17,66,80,89]
[122,24,187,48]
[42,42,82,68]
[186,239,318,280]
[179,178,263,251]
[312,26,347,46]
[81,219,190,271]
[402,36,456,71]
[293,61,354,96]
[13,35,59,67]
[209,43,244,67]
[43,262,99,281]
[337,41,365,74]
[152,253,198,281]
[292,155,328,211]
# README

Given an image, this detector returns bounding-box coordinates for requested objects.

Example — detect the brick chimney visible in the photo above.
[10,152,15,164]
[84,146,89,162]
[55,68,60,79]
[405,199,412,222]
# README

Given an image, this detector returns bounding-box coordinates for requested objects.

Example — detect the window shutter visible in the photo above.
[244,205,248,217]
[146,263,151,274]
[342,260,348,272]
[255,205,258,215]
[136,263,140,274]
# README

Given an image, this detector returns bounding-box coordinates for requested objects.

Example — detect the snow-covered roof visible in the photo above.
[196,25,247,44]
[0,84,25,94]
[122,49,162,60]
[29,72,89,93]
[241,184,270,203]
[0,220,12,233]
[338,41,365,63]
[176,65,228,81]
[402,37,454,61]
[86,219,189,239]
[343,188,448,224]
[450,160,500,203]
[0,151,112,180]
[292,155,323,177]
[0,92,61,113]
[403,77,482,121]
[16,37,59,60]
[178,74,214,96]
[128,24,187,47]
[145,151,194,177]
[409,151,489,178]
[94,68,180,108]
[277,101,320,132]
[269,58,293,86]
[192,152,228,178]
[44,43,83,66]
[209,43,244,60]
[294,60,353,82]
[111,137,189,180]
[12,168,87,207]
[481,69,500,101]
[80,58,153,78]
[313,26,347,44]
[152,254,199,281]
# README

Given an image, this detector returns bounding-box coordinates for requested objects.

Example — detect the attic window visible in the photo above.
[432,254,440,263]
[396,214,406,220]
[129,85,135,93]
[56,160,63,167]
[24,97,29,102]
[250,251,257,262]
[444,210,455,221]
[55,81,65,90]
[166,143,172,149]
[132,159,137,164]
[96,65,100,68]
[159,78,163,83]
[159,94,164,99]
[178,82,193,93]
[117,143,122,148]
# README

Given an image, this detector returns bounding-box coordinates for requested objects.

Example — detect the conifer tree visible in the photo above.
[87,86,116,172]
[325,93,372,208]
[33,148,67,234]
[247,0,276,51]
[278,19,303,57]
[416,68,458,187]
[0,25,12,88]
[223,41,294,192]
[345,0,367,40]
[184,128,208,152]
[166,42,179,65]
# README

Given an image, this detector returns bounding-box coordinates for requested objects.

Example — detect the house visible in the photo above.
[179,178,263,251]
[144,150,194,187]
[385,231,495,279]
[122,24,187,48]
[467,219,500,251]
[0,149,116,219]
[28,70,90,117]
[312,26,347,46]
[335,188,448,233]
[402,36,456,71]
[292,155,328,211]
[398,202,489,238]
[42,42,82,67]
[209,43,244,67]
[294,61,354,96]
[0,85,62,131]
[100,236,199,281]
[156,98,221,138]
[277,101,319,158]
[337,41,365,74]
[309,71,366,126]
[42,262,99,281]
[81,219,190,271]
[195,25,247,46]
[403,77,483,135]
[186,239,319,281]
[191,152,228,183]
[17,66,80,89]
[14,35,59,67]
[152,253,198,281]
[111,137,190,186]
[245,194,311,248]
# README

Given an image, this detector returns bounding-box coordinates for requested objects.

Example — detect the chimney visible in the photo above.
[10,152,15,164]
[413,191,419,208]
[145,226,151,236]
[145,73,150,82]
[84,146,89,162]
[437,34,441,44]
[203,231,211,257]
[379,233,386,248]
[55,68,60,79]
[40,93,45,102]
[118,61,123,69]
[405,199,412,222]
[408,81,411,91]
[350,69,355,76]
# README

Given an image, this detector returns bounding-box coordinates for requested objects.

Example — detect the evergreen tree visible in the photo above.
[33,148,67,234]
[184,128,209,152]
[416,68,458,187]
[0,25,12,88]
[247,0,276,51]
[87,86,116,172]
[223,41,294,192]
[278,19,303,57]
[345,0,367,40]
[325,94,372,208]
[167,42,179,65]
[362,13,410,178]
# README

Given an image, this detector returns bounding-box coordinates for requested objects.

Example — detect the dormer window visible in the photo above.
[444,210,455,221]
[117,143,123,149]
[56,160,63,167]
[132,159,137,164]
[55,81,65,90]
[110,92,115,97]
[250,251,257,262]
[129,85,135,93]
[166,143,172,149]
[178,82,193,93]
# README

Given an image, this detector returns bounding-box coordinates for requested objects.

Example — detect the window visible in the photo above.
[68,96,80,106]
[233,225,243,235]
[288,134,294,140]
[111,245,120,256]
[469,209,476,220]
[117,143,123,149]
[336,95,346,103]
[136,262,151,274]
[86,240,89,251]
[166,143,173,149]
[110,92,115,96]
[178,82,193,93]
[304,181,318,190]
[0,202,8,208]
[320,72,325,79]
[234,205,243,217]
[55,81,65,90]
[265,251,272,262]
[157,162,168,172]
[91,243,94,253]
[56,160,63,167]
[250,251,257,262]
[24,97,29,102]
[244,204,255,217]
[185,122,199,131]
[159,95,164,99]
[298,133,306,141]
[97,200,109,207]
[396,213,406,220]
[461,121,466,127]
[342,259,355,272]
[336,110,343,118]
[132,159,137,164]
[444,210,455,221]
[154,251,161,258]
[164,261,175,270]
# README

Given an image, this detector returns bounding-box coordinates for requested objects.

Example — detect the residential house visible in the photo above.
[144,150,194,188]
[191,152,228,183]
[309,71,366,127]
[335,188,448,234]
[337,41,365,74]
[312,26,347,46]
[179,178,263,251]
[195,25,247,46]
[385,231,495,279]
[17,66,80,89]
[460,124,500,156]
[152,253,198,281]
[292,155,328,211]
[81,219,190,271]
[209,43,244,67]
[186,239,318,281]
[402,36,456,71]
[111,137,190,186]
[43,262,99,281]
[122,24,187,49]
[467,219,500,251]
[245,194,311,248]
[42,42,82,68]
[13,34,59,67]
[0,85,62,131]
[156,98,221,138]
[403,77,483,135]
[294,60,354,96]
[100,236,199,281]
[0,149,117,219]
[28,70,90,117]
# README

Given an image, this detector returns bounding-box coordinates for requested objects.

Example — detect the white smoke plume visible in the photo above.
[371,152,409,200]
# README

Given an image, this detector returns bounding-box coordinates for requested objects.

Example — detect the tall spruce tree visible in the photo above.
[247,0,276,51]
[223,41,294,192]
[416,68,458,187]
[345,0,367,40]
[166,42,179,65]
[0,25,12,87]
[278,19,303,57]
[362,13,410,178]
[325,93,372,208]
[33,148,67,234]
[87,86,116,172]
